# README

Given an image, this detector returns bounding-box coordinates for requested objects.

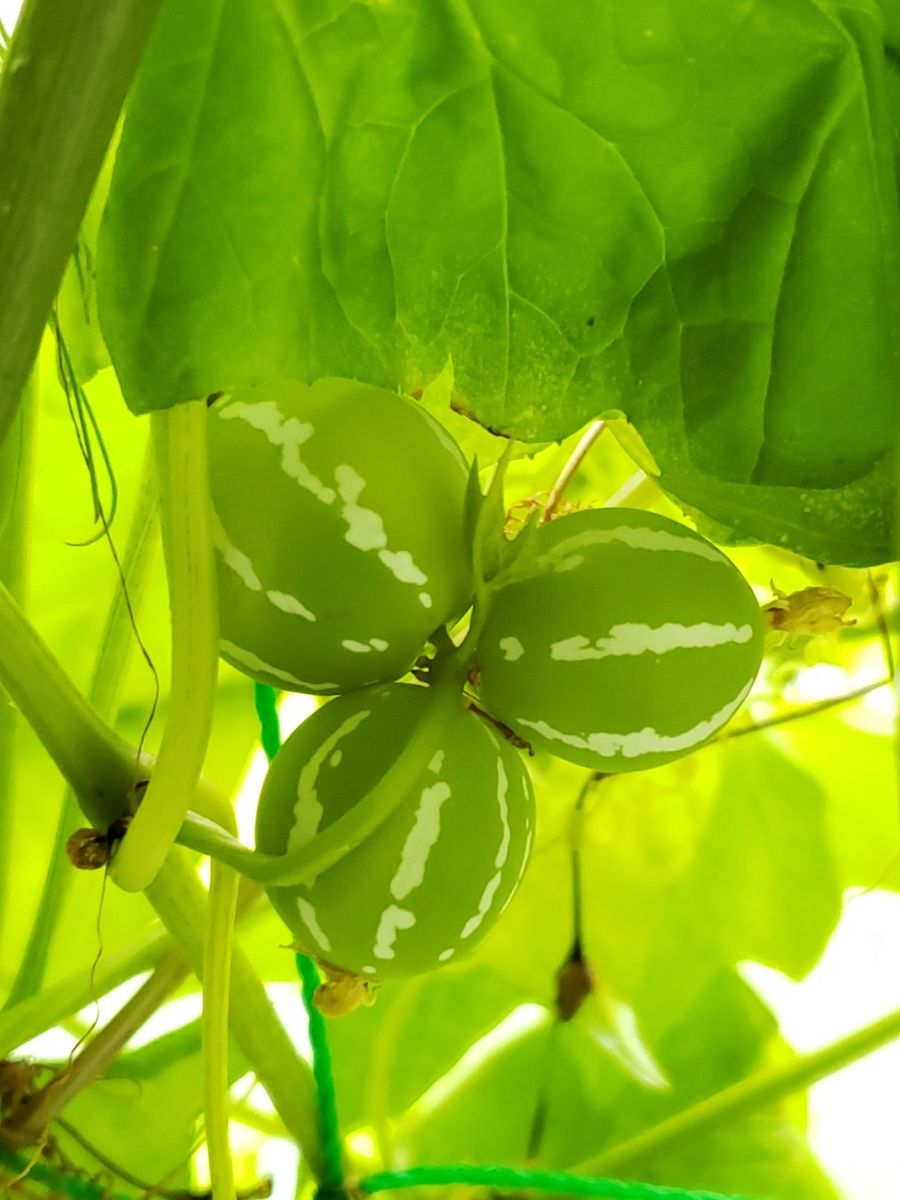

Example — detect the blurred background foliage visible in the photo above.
[1,2,899,1197]
[0,325,895,1197]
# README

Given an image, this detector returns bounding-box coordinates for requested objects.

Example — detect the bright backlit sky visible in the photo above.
[0,0,20,34]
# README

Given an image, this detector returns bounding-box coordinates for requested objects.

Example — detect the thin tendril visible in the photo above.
[49,309,159,769]
[51,310,117,542]
[63,869,109,1070]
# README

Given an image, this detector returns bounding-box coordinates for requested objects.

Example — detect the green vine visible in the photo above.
[176,675,464,886]
[111,400,219,891]
[0,924,170,1058]
[255,683,345,1191]
[202,709,241,1200]
[144,849,322,1175]
[204,855,239,1200]
[4,432,158,1007]
[0,1145,764,1200]
[575,1000,900,1178]
[0,574,142,828]
[0,373,34,964]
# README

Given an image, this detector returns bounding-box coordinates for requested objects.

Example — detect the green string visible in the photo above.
[0,1145,129,1200]
[253,679,282,761]
[359,1166,774,1200]
[249,684,771,1200]
[296,951,346,1194]
[1,684,776,1200]
[252,682,346,1195]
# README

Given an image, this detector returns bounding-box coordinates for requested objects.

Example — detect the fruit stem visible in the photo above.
[0,574,144,829]
[111,400,219,892]
[176,677,464,885]
[428,624,467,685]
[542,419,606,522]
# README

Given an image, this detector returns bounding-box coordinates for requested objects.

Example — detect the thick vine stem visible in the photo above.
[176,677,464,885]
[204,812,239,1200]
[0,926,169,1057]
[112,401,219,892]
[0,575,144,829]
[5,949,188,1145]
[145,850,321,1176]
[0,0,164,449]
[0,563,247,858]
[5,435,159,1008]
[0,375,35,965]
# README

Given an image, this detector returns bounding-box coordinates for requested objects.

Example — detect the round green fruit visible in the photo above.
[474,508,764,772]
[256,682,535,979]
[208,378,472,693]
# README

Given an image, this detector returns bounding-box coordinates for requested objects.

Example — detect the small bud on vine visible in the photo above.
[66,816,131,870]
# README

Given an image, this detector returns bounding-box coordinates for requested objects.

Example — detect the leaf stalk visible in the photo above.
[574,1001,900,1177]
[0,0,164,449]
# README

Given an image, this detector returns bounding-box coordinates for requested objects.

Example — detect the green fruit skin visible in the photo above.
[208,378,472,693]
[256,683,535,980]
[475,508,764,773]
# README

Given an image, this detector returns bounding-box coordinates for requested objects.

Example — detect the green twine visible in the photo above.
[253,682,346,1194]
[253,680,282,761]
[358,1166,773,1200]
[0,1145,129,1200]
[296,952,346,1194]
[248,685,771,1200]
[0,685,777,1200]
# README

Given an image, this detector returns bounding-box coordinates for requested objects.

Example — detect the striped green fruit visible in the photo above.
[256,682,535,979]
[474,508,764,772]
[208,378,472,694]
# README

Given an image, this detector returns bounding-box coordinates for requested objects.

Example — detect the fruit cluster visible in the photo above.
[209,379,763,984]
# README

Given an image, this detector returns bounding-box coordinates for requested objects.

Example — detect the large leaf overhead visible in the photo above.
[97,0,899,563]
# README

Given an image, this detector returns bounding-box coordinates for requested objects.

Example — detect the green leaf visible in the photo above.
[97,0,384,413]
[466,442,522,595]
[396,968,834,1199]
[326,960,529,1135]
[418,359,508,465]
[645,1117,840,1200]
[474,735,841,1011]
[104,1015,250,1082]
[98,0,898,563]
[782,711,900,891]
[0,357,260,1007]
[670,738,843,981]
[54,151,115,386]
[54,1019,248,1196]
